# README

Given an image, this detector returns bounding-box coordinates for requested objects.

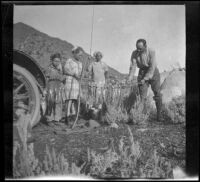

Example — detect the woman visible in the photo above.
[46,53,65,122]
[63,47,83,123]
[88,51,108,109]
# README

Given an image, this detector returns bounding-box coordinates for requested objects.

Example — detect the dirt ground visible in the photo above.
[30,115,186,173]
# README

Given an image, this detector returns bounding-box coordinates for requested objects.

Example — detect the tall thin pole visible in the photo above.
[72,6,95,130]
[90,5,95,56]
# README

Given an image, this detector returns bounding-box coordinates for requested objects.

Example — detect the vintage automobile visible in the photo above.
[13,49,47,127]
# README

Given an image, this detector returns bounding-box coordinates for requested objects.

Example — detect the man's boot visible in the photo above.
[155,98,162,122]
[153,95,163,122]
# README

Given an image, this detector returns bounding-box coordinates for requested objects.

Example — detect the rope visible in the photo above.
[71,61,86,129]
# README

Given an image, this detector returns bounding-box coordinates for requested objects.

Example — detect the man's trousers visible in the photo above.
[137,67,163,121]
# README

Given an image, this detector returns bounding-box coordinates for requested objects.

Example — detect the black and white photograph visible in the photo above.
[2,1,199,180]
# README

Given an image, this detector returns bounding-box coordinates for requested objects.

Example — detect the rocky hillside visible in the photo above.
[14,22,125,80]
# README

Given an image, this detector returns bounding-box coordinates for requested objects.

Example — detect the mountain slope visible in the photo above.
[14,22,125,80]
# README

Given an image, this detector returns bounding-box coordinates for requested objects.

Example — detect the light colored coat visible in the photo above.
[63,58,82,100]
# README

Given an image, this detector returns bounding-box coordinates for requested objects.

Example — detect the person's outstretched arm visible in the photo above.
[128,51,137,81]
[143,49,156,81]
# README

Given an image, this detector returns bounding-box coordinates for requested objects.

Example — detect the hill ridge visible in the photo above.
[14,22,125,80]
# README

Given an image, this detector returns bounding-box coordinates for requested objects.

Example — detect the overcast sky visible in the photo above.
[14,5,185,74]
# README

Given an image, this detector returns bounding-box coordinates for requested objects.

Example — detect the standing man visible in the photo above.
[88,51,109,109]
[127,39,162,122]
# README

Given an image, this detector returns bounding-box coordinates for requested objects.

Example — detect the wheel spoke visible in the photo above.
[14,74,23,80]
[13,67,39,126]
[29,101,35,106]
[14,83,25,94]
[13,103,29,110]
[14,93,29,100]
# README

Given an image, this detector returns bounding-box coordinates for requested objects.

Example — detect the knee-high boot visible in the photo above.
[154,96,163,122]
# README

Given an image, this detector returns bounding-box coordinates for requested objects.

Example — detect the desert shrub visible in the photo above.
[121,126,173,178]
[13,112,87,179]
[13,112,34,178]
[89,148,119,178]
[88,126,141,178]
[116,126,142,178]
[108,83,150,125]
[87,126,173,179]
[127,93,149,125]
[13,142,39,178]
[143,149,173,178]
[14,138,86,179]
[128,106,149,125]
[102,105,129,125]
[13,113,42,178]
[162,95,185,124]
[42,145,86,176]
